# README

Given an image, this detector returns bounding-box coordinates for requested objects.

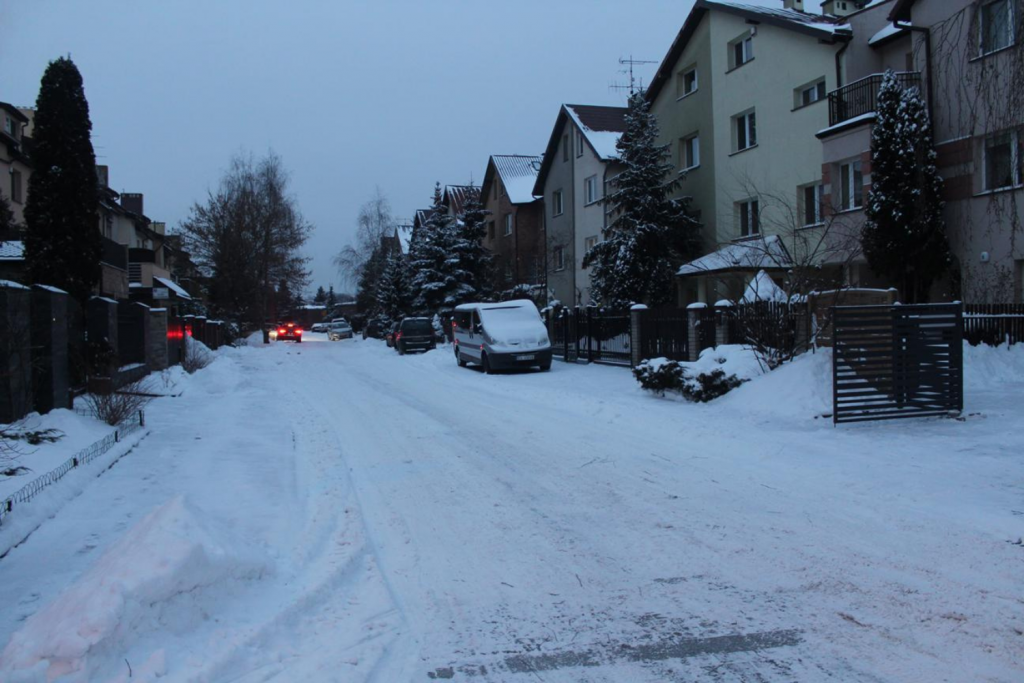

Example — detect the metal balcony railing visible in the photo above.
[827,71,922,127]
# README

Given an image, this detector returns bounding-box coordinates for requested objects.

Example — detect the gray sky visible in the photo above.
[1,0,693,295]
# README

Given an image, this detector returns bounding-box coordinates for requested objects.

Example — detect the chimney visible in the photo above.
[96,165,109,188]
[783,0,805,10]
[151,221,166,236]
[121,192,144,216]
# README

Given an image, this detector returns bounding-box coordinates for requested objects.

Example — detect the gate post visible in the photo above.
[586,307,593,362]
[715,301,732,347]
[686,303,705,362]
[630,304,647,368]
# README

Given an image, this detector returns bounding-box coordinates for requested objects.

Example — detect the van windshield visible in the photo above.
[402,319,432,334]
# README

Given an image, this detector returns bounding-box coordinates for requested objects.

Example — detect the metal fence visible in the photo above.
[964,303,1024,346]
[640,306,689,361]
[548,307,632,366]
[1,410,146,526]
[833,304,963,424]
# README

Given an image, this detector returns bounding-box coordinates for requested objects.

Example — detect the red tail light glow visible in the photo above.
[278,328,286,335]
[296,329,302,334]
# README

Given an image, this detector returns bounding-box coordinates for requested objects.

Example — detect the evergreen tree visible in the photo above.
[23,57,101,305]
[327,285,337,307]
[584,90,700,307]
[453,185,494,301]
[0,195,16,238]
[862,70,950,303]
[408,183,468,314]
[375,252,412,327]
[313,285,327,305]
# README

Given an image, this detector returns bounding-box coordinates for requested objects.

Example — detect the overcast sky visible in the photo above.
[1,0,693,295]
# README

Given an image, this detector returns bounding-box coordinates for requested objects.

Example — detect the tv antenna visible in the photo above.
[611,56,658,95]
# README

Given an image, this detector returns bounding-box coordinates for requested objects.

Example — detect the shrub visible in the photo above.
[181,336,213,374]
[634,358,745,402]
[82,378,149,426]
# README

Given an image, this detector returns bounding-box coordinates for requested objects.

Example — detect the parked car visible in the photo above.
[276,321,303,343]
[362,320,381,340]
[394,317,437,355]
[327,321,353,341]
[385,322,400,348]
[311,322,328,333]
[453,300,551,373]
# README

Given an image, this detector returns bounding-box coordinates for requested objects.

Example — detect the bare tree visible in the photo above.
[334,189,399,316]
[180,151,312,330]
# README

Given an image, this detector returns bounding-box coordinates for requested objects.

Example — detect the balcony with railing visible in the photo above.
[827,71,922,127]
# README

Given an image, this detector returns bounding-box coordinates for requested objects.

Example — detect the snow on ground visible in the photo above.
[0,337,1021,682]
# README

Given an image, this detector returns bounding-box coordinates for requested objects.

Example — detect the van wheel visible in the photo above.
[456,349,467,367]
[539,363,551,372]
[482,353,492,375]
[398,343,405,355]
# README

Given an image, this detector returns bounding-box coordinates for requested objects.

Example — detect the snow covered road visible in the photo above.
[1,337,1022,682]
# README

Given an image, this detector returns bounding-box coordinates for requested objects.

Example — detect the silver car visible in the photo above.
[327,321,353,341]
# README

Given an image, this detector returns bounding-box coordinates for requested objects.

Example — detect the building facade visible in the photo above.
[480,155,545,292]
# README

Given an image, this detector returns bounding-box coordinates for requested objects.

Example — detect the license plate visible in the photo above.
[515,354,535,361]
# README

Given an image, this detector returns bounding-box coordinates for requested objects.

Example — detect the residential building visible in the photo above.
[1,101,31,230]
[441,184,480,220]
[533,104,628,306]
[480,155,545,292]
[646,0,852,303]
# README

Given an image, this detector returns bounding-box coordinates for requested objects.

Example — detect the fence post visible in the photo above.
[715,301,732,347]
[562,310,569,362]
[630,304,647,368]
[139,409,145,428]
[586,307,593,363]
[686,303,705,362]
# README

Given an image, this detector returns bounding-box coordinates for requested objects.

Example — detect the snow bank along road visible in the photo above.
[1,336,1021,682]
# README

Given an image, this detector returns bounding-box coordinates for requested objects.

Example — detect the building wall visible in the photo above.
[0,153,31,227]
[572,124,617,305]
[482,176,545,291]
[543,129,576,305]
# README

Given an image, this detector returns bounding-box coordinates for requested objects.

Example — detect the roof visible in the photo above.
[481,155,543,205]
[0,102,29,124]
[0,240,25,261]
[153,276,192,300]
[413,208,435,230]
[533,104,628,195]
[677,235,793,276]
[647,0,849,103]
[442,185,480,216]
[868,22,909,46]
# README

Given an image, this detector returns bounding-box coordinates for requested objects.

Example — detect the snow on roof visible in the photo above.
[868,22,908,46]
[91,295,118,303]
[491,155,543,204]
[154,276,192,300]
[34,284,68,294]
[703,0,850,35]
[0,279,29,290]
[564,105,628,161]
[678,235,793,276]
[816,111,876,137]
[442,185,480,215]
[0,240,25,261]
[299,304,326,310]
[741,270,788,303]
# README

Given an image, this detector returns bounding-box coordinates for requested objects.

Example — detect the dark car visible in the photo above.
[276,321,303,343]
[385,322,400,348]
[395,317,437,355]
[362,320,382,340]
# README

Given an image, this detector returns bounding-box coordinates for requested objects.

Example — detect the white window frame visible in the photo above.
[731,34,753,69]
[553,189,564,216]
[801,182,825,226]
[980,0,1014,55]
[584,235,598,253]
[681,133,700,170]
[678,66,698,98]
[3,116,15,136]
[11,169,23,204]
[798,79,827,107]
[584,175,599,205]
[983,128,1023,190]
[553,246,565,271]
[503,213,513,236]
[839,160,864,210]
[734,110,757,151]
[737,198,760,237]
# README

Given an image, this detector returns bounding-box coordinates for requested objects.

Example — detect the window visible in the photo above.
[554,246,565,271]
[734,110,757,151]
[562,134,569,162]
[487,221,495,240]
[737,199,760,237]
[11,169,23,204]
[801,182,825,226]
[681,133,700,170]
[839,160,864,210]
[797,79,827,108]
[984,129,1023,190]
[730,34,753,69]
[504,262,513,282]
[3,116,15,137]
[584,175,599,204]
[553,189,564,216]
[576,129,584,158]
[980,0,1013,54]
[493,181,498,200]
[503,213,513,236]
[677,66,698,97]
[584,236,598,253]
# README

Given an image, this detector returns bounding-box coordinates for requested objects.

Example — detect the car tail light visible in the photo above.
[278,328,286,335]
[296,328,303,334]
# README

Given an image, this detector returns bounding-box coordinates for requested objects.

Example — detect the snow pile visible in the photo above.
[740,269,787,303]
[962,341,1024,390]
[719,348,833,419]
[0,496,270,682]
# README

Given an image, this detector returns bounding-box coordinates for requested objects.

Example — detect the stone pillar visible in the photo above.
[31,285,70,414]
[193,316,207,347]
[148,308,169,371]
[0,282,33,422]
[88,296,120,381]
[117,301,150,368]
[182,314,195,341]
[686,303,705,362]
[630,304,647,368]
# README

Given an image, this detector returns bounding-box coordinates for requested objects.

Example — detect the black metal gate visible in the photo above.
[832,303,963,424]
[549,307,631,366]
[640,306,689,361]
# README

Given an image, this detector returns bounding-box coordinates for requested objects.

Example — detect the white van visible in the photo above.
[452,300,552,373]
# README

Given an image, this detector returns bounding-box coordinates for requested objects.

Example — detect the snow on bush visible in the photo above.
[634,345,763,402]
[0,496,270,682]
